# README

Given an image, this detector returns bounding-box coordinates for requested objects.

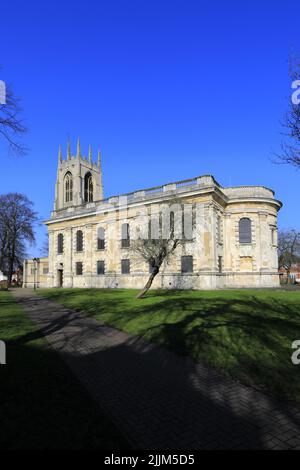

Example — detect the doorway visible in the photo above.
[58,269,63,287]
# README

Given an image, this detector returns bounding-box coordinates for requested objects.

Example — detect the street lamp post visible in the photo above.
[33,258,40,291]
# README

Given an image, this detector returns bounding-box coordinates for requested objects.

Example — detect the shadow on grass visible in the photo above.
[37,288,300,407]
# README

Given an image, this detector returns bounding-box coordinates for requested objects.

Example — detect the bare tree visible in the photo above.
[132,238,182,298]
[278,229,300,282]
[39,233,49,258]
[0,193,38,284]
[0,76,27,155]
[131,206,192,298]
[276,55,300,167]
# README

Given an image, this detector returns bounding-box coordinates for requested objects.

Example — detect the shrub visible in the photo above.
[0,280,8,291]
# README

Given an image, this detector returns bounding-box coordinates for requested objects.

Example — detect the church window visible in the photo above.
[271,226,277,245]
[218,256,223,273]
[181,255,193,273]
[170,211,175,237]
[121,259,130,274]
[149,259,156,273]
[97,227,105,250]
[84,172,94,202]
[64,172,73,203]
[76,262,83,275]
[57,233,64,254]
[97,260,105,275]
[76,230,83,252]
[121,223,130,248]
[239,218,252,244]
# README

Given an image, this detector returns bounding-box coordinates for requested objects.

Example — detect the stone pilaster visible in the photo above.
[47,230,55,287]
[84,224,93,286]
[63,228,73,287]
[199,203,217,272]
[223,212,232,272]
[258,211,269,272]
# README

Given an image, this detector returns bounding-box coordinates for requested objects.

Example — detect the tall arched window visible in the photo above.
[76,230,83,252]
[84,172,93,202]
[57,233,64,254]
[64,172,73,203]
[239,218,252,244]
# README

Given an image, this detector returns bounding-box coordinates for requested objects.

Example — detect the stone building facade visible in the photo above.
[23,142,282,290]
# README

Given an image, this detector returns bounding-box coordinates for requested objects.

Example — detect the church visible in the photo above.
[23,140,282,290]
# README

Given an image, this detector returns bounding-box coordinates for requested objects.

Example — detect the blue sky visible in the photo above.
[0,0,300,257]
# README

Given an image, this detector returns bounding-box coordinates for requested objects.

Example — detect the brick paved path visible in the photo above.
[12,288,300,449]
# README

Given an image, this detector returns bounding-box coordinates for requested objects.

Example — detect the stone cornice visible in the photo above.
[45,174,282,226]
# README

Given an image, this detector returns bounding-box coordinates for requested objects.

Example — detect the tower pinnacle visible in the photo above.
[58,144,62,164]
[67,140,71,160]
[98,149,104,199]
[76,138,81,158]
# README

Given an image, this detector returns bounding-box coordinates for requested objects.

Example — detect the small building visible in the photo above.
[23,258,49,289]
[0,271,7,282]
[279,263,300,283]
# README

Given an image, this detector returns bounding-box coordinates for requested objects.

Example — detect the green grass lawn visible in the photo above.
[0,291,128,449]
[40,287,300,407]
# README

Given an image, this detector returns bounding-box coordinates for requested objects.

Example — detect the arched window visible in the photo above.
[84,172,93,202]
[76,230,83,252]
[64,172,73,203]
[57,233,64,254]
[239,218,252,244]
[97,227,105,250]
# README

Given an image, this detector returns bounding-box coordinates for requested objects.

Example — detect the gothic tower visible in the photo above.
[54,139,104,210]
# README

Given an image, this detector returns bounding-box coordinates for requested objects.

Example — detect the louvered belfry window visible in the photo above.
[84,172,93,202]
[65,172,73,202]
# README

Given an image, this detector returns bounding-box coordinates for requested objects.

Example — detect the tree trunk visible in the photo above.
[8,258,14,286]
[136,267,159,299]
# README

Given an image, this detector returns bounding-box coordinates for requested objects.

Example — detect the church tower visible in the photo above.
[54,139,104,210]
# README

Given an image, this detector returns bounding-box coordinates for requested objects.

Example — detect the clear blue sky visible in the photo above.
[1,0,300,257]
